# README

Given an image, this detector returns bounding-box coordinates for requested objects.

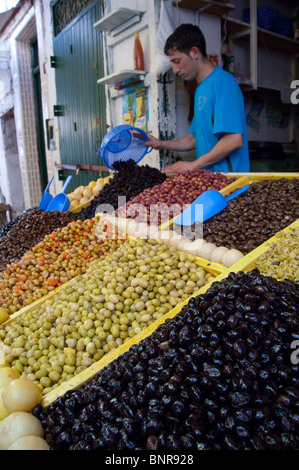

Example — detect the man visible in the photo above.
[145,24,249,174]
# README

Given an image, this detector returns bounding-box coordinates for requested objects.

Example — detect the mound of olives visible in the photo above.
[0,209,82,271]
[32,269,299,450]
[0,238,213,394]
[0,217,122,316]
[175,179,298,255]
[256,226,299,282]
[202,179,299,254]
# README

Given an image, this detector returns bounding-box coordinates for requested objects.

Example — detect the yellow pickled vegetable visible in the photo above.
[0,308,9,324]
[2,378,42,413]
[88,181,97,190]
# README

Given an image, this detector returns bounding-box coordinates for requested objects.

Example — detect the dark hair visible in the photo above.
[164,24,207,58]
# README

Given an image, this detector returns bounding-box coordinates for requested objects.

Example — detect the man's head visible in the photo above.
[164,24,207,58]
[164,24,208,81]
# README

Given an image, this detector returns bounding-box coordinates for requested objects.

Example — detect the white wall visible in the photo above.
[0,110,24,212]
[102,0,161,168]
[0,41,25,212]
[34,0,61,194]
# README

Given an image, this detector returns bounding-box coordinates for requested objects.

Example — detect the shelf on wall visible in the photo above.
[257,28,299,55]
[237,78,254,90]
[222,17,251,37]
[97,70,146,86]
[94,8,144,33]
[174,0,235,16]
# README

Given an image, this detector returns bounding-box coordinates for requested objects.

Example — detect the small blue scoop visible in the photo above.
[38,175,54,210]
[46,176,72,212]
[174,185,250,226]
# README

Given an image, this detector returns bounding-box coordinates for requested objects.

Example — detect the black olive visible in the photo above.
[171,400,186,417]
[39,270,299,450]
[223,434,240,450]
[146,435,160,450]
[55,431,72,449]
[165,434,180,450]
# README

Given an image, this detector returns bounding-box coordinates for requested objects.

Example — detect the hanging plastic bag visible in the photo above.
[155,1,179,75]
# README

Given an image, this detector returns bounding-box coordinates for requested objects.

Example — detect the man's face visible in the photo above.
[168,48,199,81]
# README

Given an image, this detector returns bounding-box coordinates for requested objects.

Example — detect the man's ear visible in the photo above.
[189,46,201,60]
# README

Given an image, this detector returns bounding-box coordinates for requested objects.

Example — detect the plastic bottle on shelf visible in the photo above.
[225,48,235,75]
[133,32,145,71]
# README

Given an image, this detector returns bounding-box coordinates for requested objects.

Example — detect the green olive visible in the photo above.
[0,236,214,394]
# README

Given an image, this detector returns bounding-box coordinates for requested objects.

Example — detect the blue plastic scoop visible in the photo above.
[46,175,72,212]
[173,185,250,226]
[38,175,54,210]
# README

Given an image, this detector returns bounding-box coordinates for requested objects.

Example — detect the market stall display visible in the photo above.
[0,217,123,316]
[78,160,167,220]
[255,226,299,282]
[0,208,37,239]
[173,178,299,254]
[32,269,299,450]
[0,170,298,451]
[0,238,217,395]
[0,209,83,271]
[68,176,113,212]
[116,169,236,226]
[101,214,243,269]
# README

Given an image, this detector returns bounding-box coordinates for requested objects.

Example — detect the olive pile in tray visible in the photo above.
[173,178,299,255]
[79,160,167,219]
[33,270,299,450]
[202,178,299,254]
[0,209,83,270]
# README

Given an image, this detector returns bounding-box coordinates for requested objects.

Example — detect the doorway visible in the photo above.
[53,0,106,192]
[31,35,48,191]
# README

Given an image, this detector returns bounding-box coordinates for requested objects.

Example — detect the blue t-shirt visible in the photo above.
[189,66,250,172]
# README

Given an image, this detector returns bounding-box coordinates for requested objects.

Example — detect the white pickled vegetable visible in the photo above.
[126,220,140,237]
[135,222,150,238]
[177,240,198,255]
[210,246,229,264]
[159,230,173,241]
[0,396,10,421]
[0,367,20,390]
[169,232,184,249]
[0,412,44,450]
[92,183,103,196]
[2,378,42,412]
[197,242,217,260]
[8,435,50,450]
[115,217,129,234]
[222,249,244,267]
[83,187,92,199]
[190,238,206,251]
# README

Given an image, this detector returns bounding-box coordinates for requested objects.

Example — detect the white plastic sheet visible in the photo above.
[155,1,180,75]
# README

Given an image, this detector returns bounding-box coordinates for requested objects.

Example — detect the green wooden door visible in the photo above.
[53,0,106,192]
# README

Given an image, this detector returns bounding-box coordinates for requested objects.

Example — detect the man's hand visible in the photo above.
[144,133,164,150]
[161,160,198,174]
